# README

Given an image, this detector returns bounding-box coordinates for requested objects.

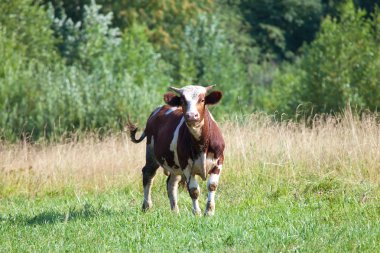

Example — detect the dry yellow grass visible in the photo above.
[0,133,146,195]
[1,111,379,196]
[224,111,380,184]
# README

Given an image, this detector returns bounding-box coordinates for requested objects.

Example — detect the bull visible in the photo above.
[128,85,225,216]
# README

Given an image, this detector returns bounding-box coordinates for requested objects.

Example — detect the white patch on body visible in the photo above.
[189,152,217,181]
[165,107,178,115]
[183,167,191,181]
[189,152,208,180]
[186,121,204,140]
[161,160,182,176]
[206,153,218,171]
[149,106,162,120]
[169,117,185,169]
[188,176,199,190]
[208,170,221,189]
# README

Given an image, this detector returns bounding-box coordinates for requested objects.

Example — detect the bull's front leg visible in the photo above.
[205,164,222,216]
[184,169,201,215]
[189,176,202,215]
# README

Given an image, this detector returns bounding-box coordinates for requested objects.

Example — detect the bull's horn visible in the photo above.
[168,86,182,94]
[205,85,216,92]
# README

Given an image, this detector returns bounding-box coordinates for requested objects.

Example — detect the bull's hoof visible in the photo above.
[142,201,152,212]
[192,208,202,216]
[204,202,215,216]
[171,205,179,214]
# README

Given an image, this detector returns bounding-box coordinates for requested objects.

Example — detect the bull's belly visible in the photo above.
[158,152,218,180]
[160,162,183,176]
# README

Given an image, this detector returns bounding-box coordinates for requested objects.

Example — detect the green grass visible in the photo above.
[1,172,379,252]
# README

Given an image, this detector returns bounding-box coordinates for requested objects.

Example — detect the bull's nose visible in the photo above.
[185,112,200,121]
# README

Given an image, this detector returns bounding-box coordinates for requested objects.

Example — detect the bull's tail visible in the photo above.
[126,116,146,144]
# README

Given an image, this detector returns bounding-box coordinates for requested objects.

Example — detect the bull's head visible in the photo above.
[163,85,222,126]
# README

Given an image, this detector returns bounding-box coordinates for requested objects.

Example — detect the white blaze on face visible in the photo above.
[181,85,206,118]
[180,86,207,139]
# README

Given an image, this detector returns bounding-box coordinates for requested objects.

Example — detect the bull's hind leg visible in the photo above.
[166,174,182,213]
[205,164,222,216]
[142,165,158,211]
[142,143,159,212]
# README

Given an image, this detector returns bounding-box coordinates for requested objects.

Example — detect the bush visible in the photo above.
[254,61,305,116]
[0,1,170,140]
[256,3,380,116]
[299,3,380,113]
[239,0,324,60]
[177,14,250,117]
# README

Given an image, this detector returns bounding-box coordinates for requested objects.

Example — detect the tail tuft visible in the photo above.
[126,116,146,143]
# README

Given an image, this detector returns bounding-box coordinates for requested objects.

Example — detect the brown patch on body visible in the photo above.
[189,188,200,199]
[209,166,221,175]
[208,182,218,192]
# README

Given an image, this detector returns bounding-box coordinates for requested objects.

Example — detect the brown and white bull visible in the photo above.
[128,85,225,216]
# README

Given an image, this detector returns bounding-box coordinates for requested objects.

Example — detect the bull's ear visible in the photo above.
[164,92,181,106]
[205,91,222,105]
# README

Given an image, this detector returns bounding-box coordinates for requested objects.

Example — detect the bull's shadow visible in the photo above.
[3,203,115,226]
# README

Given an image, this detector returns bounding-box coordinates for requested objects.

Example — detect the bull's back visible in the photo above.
[145,106,183,165]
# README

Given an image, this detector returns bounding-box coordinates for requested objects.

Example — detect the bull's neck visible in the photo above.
[186,109,211,148]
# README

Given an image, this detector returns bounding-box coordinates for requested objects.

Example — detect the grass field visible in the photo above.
[1,112,379,252]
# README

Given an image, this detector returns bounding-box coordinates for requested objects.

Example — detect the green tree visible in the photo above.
[239,0,324,60]
[299,2,380,113]
[178,14,250,116]
[0,0,59,63]
[354,0,380,16]
[0,0,170,140]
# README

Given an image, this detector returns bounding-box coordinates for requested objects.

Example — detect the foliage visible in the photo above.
[1,0,380,140]
[98,0,214,50]
[239,0,324,60]
[299,2,380,113]
[253,62,305,115]
[176,14,250,116]
[0,0,59,63]
[255,2,380,115]
[0,0,169,140]
[354,0,380,16]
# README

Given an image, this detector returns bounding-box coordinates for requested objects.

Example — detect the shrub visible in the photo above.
[299,2,380,113]
[177,14,250,117]
[0,1,170,140]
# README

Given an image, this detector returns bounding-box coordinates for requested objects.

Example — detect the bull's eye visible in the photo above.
[201,99,205,103]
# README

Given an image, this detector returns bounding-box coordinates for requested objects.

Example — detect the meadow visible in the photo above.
[1,111,379,252]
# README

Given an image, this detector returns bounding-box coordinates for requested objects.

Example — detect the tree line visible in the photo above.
[0,0,379,140]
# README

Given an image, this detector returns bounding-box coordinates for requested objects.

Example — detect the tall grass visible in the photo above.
[224,110,380,184]
[1,111,379,197]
